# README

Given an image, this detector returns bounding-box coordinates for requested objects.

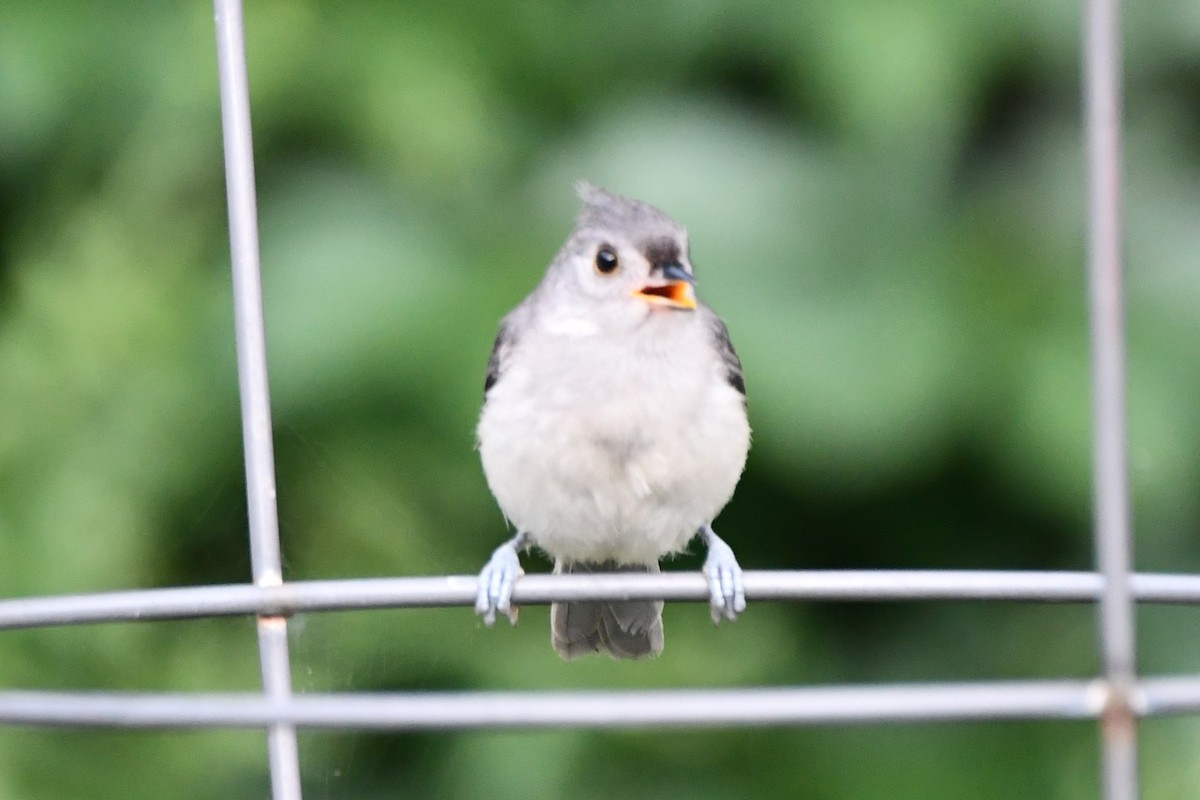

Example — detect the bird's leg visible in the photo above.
[475,530,529,626]
[700,524,745,624]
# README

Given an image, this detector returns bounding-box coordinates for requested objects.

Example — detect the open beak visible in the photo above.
[634,261,697,310]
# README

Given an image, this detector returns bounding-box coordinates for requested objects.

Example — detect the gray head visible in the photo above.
[537,183,698,323]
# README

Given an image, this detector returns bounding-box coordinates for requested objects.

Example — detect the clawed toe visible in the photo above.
[701,525,745,625]
[476,533,527,626]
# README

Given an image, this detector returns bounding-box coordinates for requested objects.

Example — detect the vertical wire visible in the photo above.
[1083,0,1138,796]
[213,0,302,797]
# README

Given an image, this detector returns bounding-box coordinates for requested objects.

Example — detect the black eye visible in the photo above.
[594,247,620,275]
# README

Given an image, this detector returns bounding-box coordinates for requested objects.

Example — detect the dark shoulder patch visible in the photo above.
[710,316,746,397]
[484,323,514,396]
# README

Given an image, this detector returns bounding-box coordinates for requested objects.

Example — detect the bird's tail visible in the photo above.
[551,561,664,660]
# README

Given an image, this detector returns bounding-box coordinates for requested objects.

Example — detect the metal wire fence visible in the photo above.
[0,0,1184,798]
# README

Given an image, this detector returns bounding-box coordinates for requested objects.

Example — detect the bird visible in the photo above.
[474,182,750,659]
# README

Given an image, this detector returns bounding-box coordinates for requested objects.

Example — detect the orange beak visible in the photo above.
[634,281,697,310]
[634,261,697,310]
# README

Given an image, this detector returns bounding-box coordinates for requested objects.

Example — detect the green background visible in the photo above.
[1,1,1199,797]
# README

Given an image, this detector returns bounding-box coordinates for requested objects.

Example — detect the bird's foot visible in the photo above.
[475,531,528,626]
[701,524,745,624]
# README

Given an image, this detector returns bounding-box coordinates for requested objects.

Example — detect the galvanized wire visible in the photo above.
[0,570,1199,631]
[2,676,1200,730]
[213,0,302,797]
[0,681,1112,729]
[1083,0,1137,795]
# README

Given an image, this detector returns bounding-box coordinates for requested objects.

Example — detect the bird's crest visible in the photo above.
[573,181,683,239]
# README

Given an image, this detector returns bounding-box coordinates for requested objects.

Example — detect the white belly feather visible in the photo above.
[477,313,749,565]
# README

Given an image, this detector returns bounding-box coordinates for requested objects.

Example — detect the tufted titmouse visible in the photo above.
[474,183,750,659]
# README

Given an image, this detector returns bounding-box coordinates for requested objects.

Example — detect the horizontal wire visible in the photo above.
[0,679,1118,729]
[1139,677,1200,716]
[0,571,1199,632]
[0,674,1193,730]
[1,571,1200,632]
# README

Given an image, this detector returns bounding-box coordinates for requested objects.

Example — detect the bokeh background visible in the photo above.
[1,1,1199,797]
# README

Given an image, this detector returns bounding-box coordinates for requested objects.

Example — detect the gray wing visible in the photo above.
[483,321,515,396]
[709,315,746,396]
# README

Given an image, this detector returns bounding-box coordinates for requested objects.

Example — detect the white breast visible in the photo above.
[477,310,749,565]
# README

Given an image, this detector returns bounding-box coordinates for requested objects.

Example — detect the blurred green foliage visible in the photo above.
[1,0,1199,797]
